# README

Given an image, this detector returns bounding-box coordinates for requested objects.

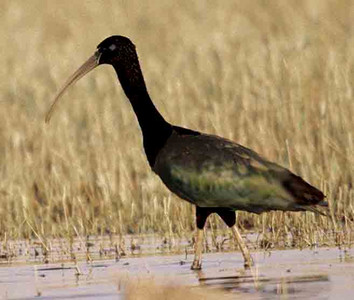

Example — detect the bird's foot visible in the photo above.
[243,257,254,269]
[191,259,202,270]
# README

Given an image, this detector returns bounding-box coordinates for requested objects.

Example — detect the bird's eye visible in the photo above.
[109,44,117,51]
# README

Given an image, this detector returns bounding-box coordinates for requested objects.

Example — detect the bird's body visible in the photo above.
[46,35,327,270]
[153,127,324,214]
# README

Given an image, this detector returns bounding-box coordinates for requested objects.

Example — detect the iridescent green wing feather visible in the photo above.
[155,132,303,213]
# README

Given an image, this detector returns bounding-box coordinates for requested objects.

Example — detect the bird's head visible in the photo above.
[96,35,136,65]
[45,35,136,123]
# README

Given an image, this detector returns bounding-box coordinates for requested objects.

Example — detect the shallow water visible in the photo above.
[1,247,354,299]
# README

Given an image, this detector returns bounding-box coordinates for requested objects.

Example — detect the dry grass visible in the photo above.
[0,0,353,250]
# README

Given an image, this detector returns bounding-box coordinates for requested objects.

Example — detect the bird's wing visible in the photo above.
[154,131,324,213]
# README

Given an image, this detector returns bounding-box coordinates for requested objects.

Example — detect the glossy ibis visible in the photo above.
[46,36,327,270]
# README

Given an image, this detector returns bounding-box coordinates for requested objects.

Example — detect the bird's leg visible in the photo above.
[231,225,253,268]
[191,227,204,270]
[217,209,253,269]
[191,207,213,270]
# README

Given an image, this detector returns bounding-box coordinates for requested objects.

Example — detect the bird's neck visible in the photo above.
[112,62,172,167]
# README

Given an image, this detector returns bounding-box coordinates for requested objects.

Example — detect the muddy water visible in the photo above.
[1,247,354,299]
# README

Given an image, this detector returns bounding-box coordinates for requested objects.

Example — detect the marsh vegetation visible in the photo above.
[0,0,353,258]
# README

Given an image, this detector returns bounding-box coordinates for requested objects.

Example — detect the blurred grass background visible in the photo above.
[0,0,353,248]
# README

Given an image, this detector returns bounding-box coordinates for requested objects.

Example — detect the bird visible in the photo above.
[45,35,327,270]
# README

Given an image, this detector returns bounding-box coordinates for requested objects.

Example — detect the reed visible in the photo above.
[0,0,353,249]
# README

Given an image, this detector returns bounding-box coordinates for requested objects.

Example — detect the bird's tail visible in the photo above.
[283,173,325,205]
[303,200,329,216]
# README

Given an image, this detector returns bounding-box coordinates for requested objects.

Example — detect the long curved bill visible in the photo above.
[45,51,101,123]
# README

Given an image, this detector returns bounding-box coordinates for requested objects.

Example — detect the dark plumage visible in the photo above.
[154,129,325,214]
[46,35,327,270]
